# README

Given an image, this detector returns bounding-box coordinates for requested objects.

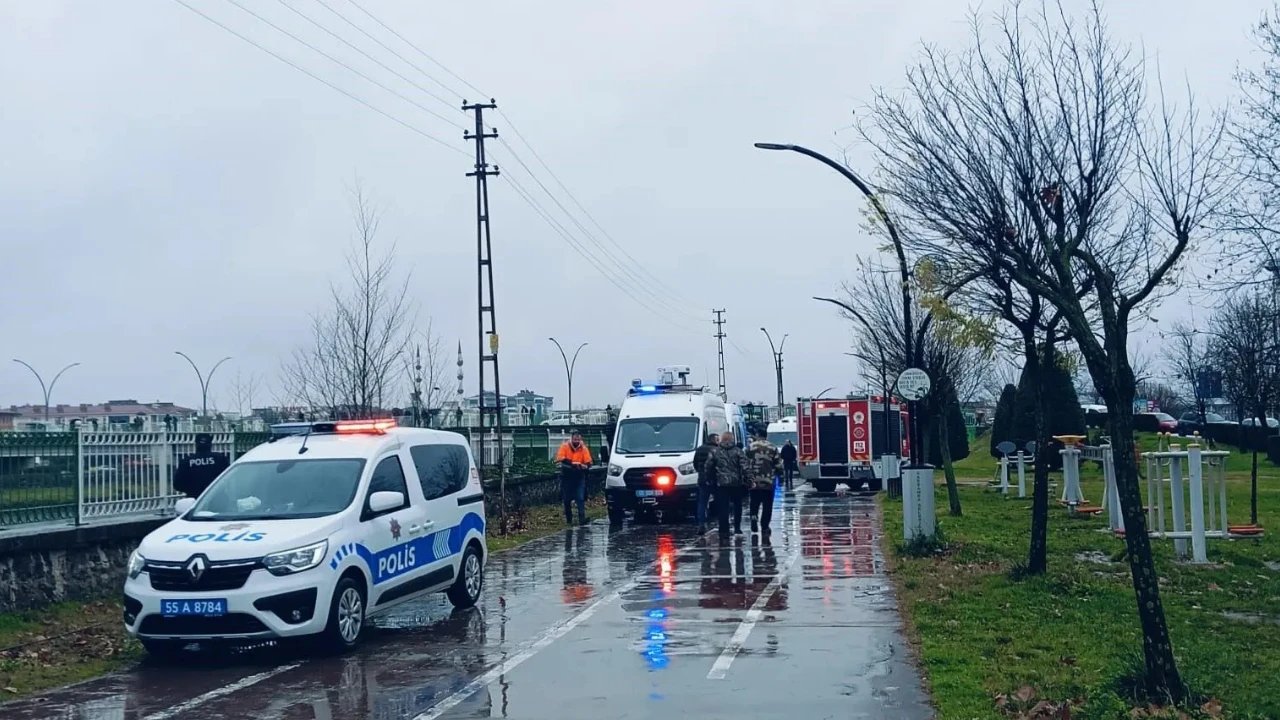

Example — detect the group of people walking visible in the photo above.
[694,428,789,543]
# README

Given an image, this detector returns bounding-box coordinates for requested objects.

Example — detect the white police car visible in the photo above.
[122,419,487,655]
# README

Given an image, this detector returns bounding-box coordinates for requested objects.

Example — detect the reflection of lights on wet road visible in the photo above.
[658,534,675,595]
[644,607,671,671]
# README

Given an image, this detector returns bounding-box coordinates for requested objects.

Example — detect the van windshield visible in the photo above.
[768,431,797,447]
[616,417,701,454]
[186,459,367,521]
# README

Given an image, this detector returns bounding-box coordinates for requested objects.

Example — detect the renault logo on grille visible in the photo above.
[185,555,207,582]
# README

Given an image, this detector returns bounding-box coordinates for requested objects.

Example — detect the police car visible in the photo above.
[122,419,487,655]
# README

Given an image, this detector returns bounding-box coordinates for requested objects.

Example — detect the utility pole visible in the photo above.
[712,310,728,399]
[760,328,788,418]
[464,98,507,527]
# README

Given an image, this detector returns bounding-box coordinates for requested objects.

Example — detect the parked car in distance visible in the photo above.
[1135,412,1177,433]
[1240,417,1280,429]
[1175,411,1238,437]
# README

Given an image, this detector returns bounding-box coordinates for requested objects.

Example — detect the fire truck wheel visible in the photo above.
[812,480,837,493]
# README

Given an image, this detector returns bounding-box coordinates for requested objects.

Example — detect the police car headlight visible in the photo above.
[678,463,695,475]
[608,464,622,477]
[263,540,329,576]
[127,551,146,579]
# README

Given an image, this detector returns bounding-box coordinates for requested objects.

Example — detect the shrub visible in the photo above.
[990,383,1017,458]
[928,389,971,466]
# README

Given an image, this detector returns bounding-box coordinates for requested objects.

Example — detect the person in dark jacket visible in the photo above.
[693,433,720,534]
[703,431,748,543]
[780,440,798,490]
[173,433,230,498]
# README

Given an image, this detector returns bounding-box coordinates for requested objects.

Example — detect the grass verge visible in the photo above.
[885,441,1280,719]
[0,496,610,701]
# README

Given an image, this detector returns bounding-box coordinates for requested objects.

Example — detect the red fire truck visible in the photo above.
[796,395,910,492]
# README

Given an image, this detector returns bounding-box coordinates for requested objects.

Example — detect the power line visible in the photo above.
[273,0,465,126]
[215,0,467,132]
[166,0,468,156]
[501,173,703,336]
[343,0,488,99]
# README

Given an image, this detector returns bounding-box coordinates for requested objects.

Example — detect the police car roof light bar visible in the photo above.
[333,418,398,434]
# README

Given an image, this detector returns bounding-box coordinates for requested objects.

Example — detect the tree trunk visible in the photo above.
[1107,403,1186,701]
[939,404,962,516]
[1026,341,1049,575]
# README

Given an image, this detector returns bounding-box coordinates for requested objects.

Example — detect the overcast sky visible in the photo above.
[0,0,1266,413]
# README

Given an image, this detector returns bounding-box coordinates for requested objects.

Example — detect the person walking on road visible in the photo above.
[693,433,720,533]
[704,431,748,543]
[780,439,798,491]
[747,430,783,535]
[555,430,593,526]
[173,433,229,498]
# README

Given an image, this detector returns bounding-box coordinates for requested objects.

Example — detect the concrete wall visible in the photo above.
[0,518,168,614]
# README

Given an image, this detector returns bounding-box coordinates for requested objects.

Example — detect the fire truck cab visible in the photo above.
[796,396,909,493]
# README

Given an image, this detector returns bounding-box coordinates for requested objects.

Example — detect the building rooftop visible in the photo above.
[6,401,198,419]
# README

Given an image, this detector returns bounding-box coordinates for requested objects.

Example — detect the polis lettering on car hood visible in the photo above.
[165,531,267,543]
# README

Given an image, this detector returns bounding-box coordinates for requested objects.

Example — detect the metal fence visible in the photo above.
[0,425,611,530]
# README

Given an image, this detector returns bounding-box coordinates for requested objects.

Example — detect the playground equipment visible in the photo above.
[1056,434,1088,506]
[994,440,1035,498]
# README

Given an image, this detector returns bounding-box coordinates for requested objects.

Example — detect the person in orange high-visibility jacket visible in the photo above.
[555,430,594,526]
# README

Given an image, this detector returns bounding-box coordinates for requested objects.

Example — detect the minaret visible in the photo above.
[455,341,465,427]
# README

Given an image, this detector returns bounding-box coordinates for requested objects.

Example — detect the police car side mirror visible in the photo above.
[369,491,405,514]
[174,498,196,515]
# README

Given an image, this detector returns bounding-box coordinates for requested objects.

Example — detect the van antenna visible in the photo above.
[297,426,313,455]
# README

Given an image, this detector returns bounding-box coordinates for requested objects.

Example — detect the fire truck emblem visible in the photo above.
[853,412,865,424]
[854,428,866,439]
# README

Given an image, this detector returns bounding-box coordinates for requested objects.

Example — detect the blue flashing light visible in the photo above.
[637,385,657,393]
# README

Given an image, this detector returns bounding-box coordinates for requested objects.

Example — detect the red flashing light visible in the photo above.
[334,419,398,434]
[656,475,673,487]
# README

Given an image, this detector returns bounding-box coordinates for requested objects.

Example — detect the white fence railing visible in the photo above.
[77,431,241,522]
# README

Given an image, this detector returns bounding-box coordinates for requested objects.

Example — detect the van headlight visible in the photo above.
[608,464,623,477]
[678,463,695,475]
[263,540,329,576]
[127,551,146,579]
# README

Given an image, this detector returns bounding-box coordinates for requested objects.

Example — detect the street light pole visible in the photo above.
[760,328,788,416]
[815,387,836,399]
[12,360,80,421]
[756,142,919,465]
[174,352,232,419]
[548,338,587,422]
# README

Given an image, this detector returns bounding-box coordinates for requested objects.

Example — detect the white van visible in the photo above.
[122,419,487,656]
[605,367,728,523]
[766,416,798,447]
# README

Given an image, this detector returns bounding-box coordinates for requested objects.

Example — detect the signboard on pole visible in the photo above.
[896,368,932,401]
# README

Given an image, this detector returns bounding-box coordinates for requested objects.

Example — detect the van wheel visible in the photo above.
[322,576,366,652]
[447,545,484,609]
[140,638,188,659]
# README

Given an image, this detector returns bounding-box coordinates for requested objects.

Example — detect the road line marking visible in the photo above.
[141,662,303,720]
[413,530,714,720]
[706,549,800,680]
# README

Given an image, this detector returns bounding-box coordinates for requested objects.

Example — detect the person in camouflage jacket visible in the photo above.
[746,430,783,535]
[704,431,748,540]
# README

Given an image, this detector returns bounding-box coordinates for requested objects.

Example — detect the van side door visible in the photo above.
[359,453,430,608]
[406,442,476,589]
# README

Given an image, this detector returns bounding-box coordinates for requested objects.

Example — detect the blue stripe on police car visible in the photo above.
[328,512,485,585]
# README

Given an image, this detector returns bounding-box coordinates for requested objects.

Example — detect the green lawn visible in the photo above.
[886,436,1280,719]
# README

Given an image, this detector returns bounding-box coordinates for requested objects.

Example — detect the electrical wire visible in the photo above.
[342,0,488,100]
[215,0,467,132]
[166,0,468,157]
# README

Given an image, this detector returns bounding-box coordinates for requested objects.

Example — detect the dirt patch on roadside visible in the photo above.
[0,601,140,698]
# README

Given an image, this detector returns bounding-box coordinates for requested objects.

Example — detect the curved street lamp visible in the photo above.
[548,338,587,422]
[815,387,836,399]
[12,359,80,421]
[174,352,232,419]
[755,141,920,464]
[760,328,788,414]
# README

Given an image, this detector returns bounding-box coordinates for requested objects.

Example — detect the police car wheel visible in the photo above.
[447,545,484,609]
[323,577,366,651]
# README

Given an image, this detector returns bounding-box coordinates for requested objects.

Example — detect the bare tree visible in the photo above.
[864,0,1228,699]
[403,320,456,426]
[282,183,415,419]
[1165,322,1210,425]
[228,369,262,421]
[1209,292,1280,524]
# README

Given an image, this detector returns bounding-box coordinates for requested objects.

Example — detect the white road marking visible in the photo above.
[141,662,303,720]
[706,549,801,680]
[413,530,714,720]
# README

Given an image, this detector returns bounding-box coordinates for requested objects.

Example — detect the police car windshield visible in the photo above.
[615,417,701,454]
[186,458,367,521]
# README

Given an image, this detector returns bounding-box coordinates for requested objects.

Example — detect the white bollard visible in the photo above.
[1168,444,1188,558]
[998,456,1010,494]
[1016,451,1027,498]
[903,466,937,541]
[1187,446,1208,564]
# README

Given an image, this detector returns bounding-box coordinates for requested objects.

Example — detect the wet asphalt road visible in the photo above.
[0,487,932,720]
